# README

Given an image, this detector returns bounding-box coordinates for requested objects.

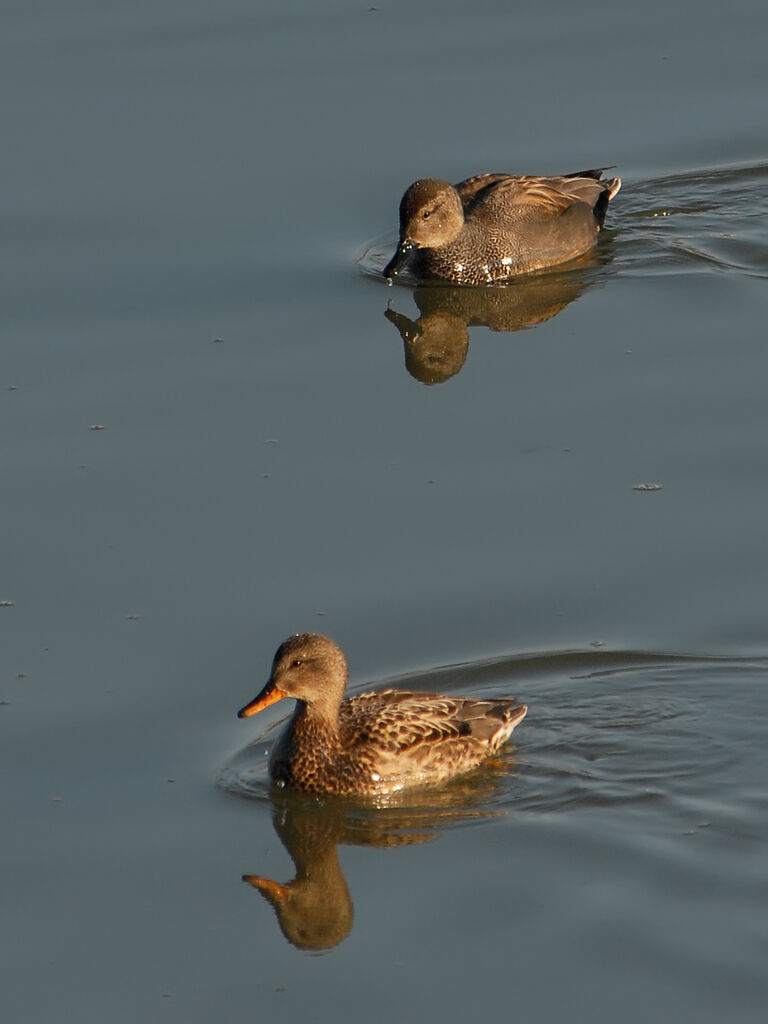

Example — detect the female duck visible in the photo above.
[237,633,527,797]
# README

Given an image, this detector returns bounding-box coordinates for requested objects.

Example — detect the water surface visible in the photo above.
[2,2,768,1022]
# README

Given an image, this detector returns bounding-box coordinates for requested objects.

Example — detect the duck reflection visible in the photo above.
[384,256,604,385]
[243,796,355,951]
[241,754,518,952]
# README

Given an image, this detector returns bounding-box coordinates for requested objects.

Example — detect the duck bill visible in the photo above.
[383,239,415,279]
[237,681,288,718]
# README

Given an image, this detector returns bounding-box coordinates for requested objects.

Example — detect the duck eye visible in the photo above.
[291,659,303,669]
[422,210,432,219]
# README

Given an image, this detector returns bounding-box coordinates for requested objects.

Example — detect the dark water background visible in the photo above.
[2,2,767,1022]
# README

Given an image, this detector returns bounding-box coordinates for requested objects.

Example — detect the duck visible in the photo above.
[237,633,527,797]
[384,167,620,285]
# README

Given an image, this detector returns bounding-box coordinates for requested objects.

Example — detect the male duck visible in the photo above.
[384,167,621,285]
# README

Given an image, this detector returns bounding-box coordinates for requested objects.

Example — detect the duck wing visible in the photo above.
[454,173,513,207]
[340,690,526,755]
[455,170,620,218]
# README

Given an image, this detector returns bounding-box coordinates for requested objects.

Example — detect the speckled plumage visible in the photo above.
[237,634,527,797]
[384,168,621,285]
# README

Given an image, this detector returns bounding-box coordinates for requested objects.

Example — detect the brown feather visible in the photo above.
[238,635,527,797]
[386,168,621,284]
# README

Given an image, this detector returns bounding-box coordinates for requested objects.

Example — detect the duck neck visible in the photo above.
[291,697,340,739]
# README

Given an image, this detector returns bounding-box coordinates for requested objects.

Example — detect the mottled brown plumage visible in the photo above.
[237,634,527,797]
[384,168,621,285]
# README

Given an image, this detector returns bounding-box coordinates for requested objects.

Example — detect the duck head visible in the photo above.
[384,179,464,279]
[237,633,348,719]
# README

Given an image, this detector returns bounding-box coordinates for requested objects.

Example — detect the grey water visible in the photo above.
[2,2,767,1022]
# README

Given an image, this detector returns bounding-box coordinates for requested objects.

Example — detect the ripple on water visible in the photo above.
[222,649,767,963]
[614,162,768,279]
[218,649,767,842]
[360,162,768,284]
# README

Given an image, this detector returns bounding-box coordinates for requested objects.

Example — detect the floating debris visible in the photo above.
[89,424,105,431]
[633,483,663,491]
[0,600,14,607]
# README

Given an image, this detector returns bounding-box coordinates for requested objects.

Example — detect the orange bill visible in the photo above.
[237,683,288,719]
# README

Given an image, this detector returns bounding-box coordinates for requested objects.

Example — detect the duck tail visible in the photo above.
[590,173,621,226]
[490,701,528,746]
[566,165,616,182]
